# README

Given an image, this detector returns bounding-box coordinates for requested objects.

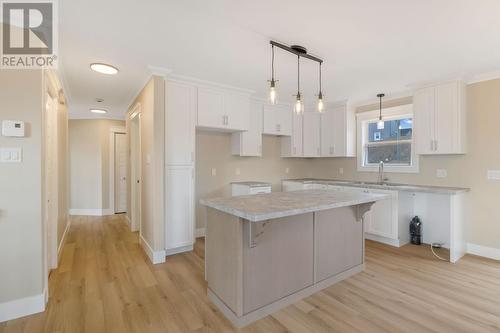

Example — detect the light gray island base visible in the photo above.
[201,190,385,328]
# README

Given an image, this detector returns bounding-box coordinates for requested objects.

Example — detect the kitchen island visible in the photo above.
[200,189,386,328]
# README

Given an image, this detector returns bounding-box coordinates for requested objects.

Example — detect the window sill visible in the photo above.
[357,165,419,174]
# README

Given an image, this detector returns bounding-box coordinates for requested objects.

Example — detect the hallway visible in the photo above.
[2,215,500,333]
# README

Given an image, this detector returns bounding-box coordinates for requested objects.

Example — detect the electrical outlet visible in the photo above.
[285,167,290,174]
[235,168,240,176]
[436,169,447,178]
[211,168,217,176]
[339,167,344,175]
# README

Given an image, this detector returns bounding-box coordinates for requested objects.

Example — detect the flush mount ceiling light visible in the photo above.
[89,108,107,114]
[377,93,385,129]
[267,41,324,113]
[90,63,119,75]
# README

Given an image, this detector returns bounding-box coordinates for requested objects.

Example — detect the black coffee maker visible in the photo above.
[409,216,422,245]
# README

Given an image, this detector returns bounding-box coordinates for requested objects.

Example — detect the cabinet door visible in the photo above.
[262,105,277,134]
[276,105,292,136]
[315,207,363,282]
[414,87,436,154]
[165,166,194,251]
[331,107,347,157]
[320,110,335,156]
[197,87,225,129]
[303,112,321,157]
[291,113,303,156]
[225,92,250,131]
[435,82,457,154]
[365,189,397,239]
[231,101,262,156]
[166,81,195,165]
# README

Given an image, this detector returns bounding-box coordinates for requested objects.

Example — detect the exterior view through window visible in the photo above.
[365,118,413,166]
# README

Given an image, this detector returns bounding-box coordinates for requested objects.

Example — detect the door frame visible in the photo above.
[109,126,127,214]
[129,104,142,234]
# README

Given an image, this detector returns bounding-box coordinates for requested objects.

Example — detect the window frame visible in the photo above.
[356,104,419,173]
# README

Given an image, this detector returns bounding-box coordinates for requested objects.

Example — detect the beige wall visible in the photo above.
[126,76,165,251]
[69,119,125,211]
[309,79,500,249]
[195,132,312,229]
[0,70,44,303]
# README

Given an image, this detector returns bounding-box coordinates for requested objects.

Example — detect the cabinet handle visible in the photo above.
[435,140,438,151]
[225,115,229,125]
[317,147,320,155]
[222,115,226,125]
[430,140,434,151]
[276,124,281,132]
[259,145,262,154]
[293,147,296,155]
[191,152,194,163]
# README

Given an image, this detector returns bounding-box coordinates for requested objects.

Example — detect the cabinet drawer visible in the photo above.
[249,186,271,195]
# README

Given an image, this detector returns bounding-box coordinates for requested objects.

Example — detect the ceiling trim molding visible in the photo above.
[466,70,500,85]
[167,73,256,95]
[148,65,173,77]
[350,90,413,109]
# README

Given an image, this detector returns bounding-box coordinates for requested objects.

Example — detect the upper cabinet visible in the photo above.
[302,111,321,157]
[281,112,303,157]
[320,101,356,157]
[231,101,263,157]
[197,87,250,132]
[263,104,292,136]
[414,80,466,155]
[165,80,196,165]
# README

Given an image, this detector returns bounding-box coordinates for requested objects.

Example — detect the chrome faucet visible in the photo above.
[377,161,388,184]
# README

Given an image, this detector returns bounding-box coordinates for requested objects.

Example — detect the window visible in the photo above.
[357,104,418,173]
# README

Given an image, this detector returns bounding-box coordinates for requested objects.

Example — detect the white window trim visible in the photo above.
[356,104,419,173]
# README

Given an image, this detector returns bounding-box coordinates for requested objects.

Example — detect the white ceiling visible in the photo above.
[59,0,500,119]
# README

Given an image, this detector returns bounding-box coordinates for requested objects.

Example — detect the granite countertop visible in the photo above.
[231,181,272,187]
[283,178,469,195]
[200,190,387,222]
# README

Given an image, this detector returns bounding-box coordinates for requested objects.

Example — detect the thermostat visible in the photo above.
[2,120,25,137]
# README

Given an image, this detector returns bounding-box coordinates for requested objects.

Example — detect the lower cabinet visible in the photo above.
[165,166,195,254]
[314,207,363,282]
[242,213,314,314]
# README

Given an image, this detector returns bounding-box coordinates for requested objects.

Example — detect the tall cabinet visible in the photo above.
[165,80,196,255]
[413,80,466,155]
[320,101,356,157]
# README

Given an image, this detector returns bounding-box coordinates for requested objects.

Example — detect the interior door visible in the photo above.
[115,133,127,213]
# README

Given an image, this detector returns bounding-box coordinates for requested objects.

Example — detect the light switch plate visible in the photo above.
[211,168,217,176]
[285,167,290,174]
[0,147,22,163]
[235,168,240,176]
[436,169,447,178]
[339,167,344,175]
[487,170,500,180]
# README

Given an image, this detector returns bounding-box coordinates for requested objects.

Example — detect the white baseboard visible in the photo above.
[57,219,71,261]
[467,243,500,261]
[195,228,206,238]
[166,244,193,256]
[365,233,403,247]
[0,290,46,322]
[69,208,114,216]
[140,235,166,264]
[124,214,131,226]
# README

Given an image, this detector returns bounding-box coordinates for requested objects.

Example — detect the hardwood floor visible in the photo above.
[2,214,500,333]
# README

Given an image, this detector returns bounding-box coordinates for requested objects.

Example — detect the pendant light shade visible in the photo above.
[377,93,385,130]
[268,45,278,104]
[295,55,303,114]
[317,62,324,112]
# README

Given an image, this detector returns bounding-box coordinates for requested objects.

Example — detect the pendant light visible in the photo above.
[268,45,278,104]
[295,55,303,114]
[317,62,324,112]
[377,93,385,130]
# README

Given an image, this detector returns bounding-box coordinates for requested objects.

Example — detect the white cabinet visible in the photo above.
[231,101,262,156]
[320,101,355,157]
[165,166,195,253]
[363,189,398,239]
[414,80,466,155]
[302,112,321,157]
[281,113,303,157]
[231,183,271,196]
[197,87,250,132]
[166,81,195,165]
[263,104,292,136]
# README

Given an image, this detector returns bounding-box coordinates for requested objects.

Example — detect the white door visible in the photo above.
[166,166,194,251]
[303,112,321,157]
[414,87,436,154]
[130,112,141,232]
[225,92,250,131]
[44,94,58,270]
[166,81,195,165]
[435,82,457,154]
[238,101,262,156]
[197,87,225,129]
[262,105,277,134]
[331,107,346,157]
[320,110,335,156]
[114,133,127,213]
[276,105,292,136]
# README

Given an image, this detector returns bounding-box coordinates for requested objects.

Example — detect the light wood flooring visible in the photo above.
[2,214,500,332]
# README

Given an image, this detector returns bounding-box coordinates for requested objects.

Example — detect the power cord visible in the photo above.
[430,242,448,261]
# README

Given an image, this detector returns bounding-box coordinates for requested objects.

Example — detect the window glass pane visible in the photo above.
[368,118,413,142]
[365,143,412,165]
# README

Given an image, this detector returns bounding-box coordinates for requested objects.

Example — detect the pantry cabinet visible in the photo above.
[320,101,356,157]
[414,80,466,155]
[262,104,292,136]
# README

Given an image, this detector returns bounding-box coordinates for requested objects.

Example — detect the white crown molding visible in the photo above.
[148,65,173,77]
[167,73,255,95]
[465,70,500,85]
[350,89,413,109]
